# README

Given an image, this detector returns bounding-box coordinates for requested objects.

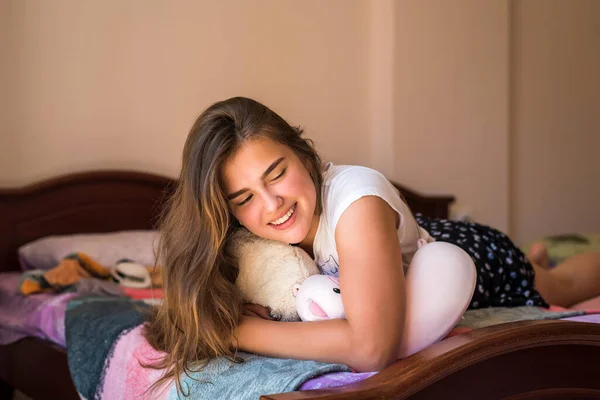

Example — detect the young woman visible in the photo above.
[145,96,600,393]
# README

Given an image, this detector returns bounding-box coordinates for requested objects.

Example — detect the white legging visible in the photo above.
[398,240,477,358]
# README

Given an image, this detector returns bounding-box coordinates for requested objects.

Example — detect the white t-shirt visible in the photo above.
[312,163,434,276]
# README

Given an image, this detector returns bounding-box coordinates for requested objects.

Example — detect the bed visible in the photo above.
[1,170,599,400]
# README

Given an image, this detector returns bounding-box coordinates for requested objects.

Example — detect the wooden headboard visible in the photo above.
[0,170,454,273]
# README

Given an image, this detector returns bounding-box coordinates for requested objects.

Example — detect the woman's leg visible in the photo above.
[528,243,600,308]
[398,240,477,358]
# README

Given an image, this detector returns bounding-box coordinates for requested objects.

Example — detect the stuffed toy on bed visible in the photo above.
[228,228,320,321]
[229,229,476,358]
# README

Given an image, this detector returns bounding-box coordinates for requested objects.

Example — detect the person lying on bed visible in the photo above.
[144,96,600,394]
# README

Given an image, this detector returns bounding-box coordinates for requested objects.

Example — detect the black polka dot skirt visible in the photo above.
[415,214,549,309]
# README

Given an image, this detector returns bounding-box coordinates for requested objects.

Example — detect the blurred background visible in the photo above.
[0,0,598,245]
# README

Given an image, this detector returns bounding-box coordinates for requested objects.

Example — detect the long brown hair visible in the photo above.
[144,97,323,395]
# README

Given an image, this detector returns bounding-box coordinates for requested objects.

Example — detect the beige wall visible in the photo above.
[367,0,396,179]
[0,1,16,175]
[511,0,600,243]
[1,0,369,185]
[392,0,510,233]
[1,0,598,243]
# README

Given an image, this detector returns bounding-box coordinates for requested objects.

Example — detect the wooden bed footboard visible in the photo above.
[264,320,600,399]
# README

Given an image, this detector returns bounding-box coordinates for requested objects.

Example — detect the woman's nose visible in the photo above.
[263,190,283,212]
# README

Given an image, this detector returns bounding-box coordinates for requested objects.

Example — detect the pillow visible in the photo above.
[18,230,160,271]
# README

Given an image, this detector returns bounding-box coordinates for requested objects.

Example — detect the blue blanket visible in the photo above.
[65,297,351,399]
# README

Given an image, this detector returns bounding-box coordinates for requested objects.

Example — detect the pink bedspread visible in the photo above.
[0,272,162,346]
[0,272,76,346]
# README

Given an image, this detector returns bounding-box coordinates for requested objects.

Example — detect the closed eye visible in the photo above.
[271,168,287,182]
[237,194,253,206]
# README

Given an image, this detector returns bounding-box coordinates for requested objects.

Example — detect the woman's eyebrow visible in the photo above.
[226,157,285,200]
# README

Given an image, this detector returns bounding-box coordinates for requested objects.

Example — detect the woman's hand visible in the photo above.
[242,303,277,320]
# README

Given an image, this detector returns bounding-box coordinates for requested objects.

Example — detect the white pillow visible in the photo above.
[18,230,160,270]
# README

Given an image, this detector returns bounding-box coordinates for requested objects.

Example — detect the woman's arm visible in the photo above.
[233,196,406,371]
[335,195,406,369]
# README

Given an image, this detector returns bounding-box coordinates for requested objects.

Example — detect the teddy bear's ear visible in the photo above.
[293,283,301,297]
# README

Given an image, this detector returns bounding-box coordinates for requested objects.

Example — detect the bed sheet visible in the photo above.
[0,272,76,346]
[0,271,161,347]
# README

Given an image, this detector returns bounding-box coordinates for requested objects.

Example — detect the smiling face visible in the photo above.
[221,137,318,246]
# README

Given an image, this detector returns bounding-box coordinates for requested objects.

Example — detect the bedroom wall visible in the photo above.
[2,0,512,234]
[0,1,17,177]
[0,0,370,186]
[373,0,599,242]
[391,0,510,233]
[511,0,600,243]
[1,0,597,243]
[0,0,506,228]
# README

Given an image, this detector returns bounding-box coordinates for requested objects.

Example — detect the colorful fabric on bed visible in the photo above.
[65,297,352,400]
[455,305,590,330]
[19,253,113,295]
[100,325,356,400]
[0,272,77,346]
[0,271,152,347]
[5,267,600,399]
[563,314,600,324]
[64,295,600,400]
[66,298,152,399]
[299,371,378,390]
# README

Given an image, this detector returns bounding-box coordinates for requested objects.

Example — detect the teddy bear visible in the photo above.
[227,228,319,321]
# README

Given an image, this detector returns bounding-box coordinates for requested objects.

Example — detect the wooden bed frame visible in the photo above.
[1,170,599,400]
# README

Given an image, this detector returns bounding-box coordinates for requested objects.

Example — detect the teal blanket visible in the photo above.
[65,297,351,399]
